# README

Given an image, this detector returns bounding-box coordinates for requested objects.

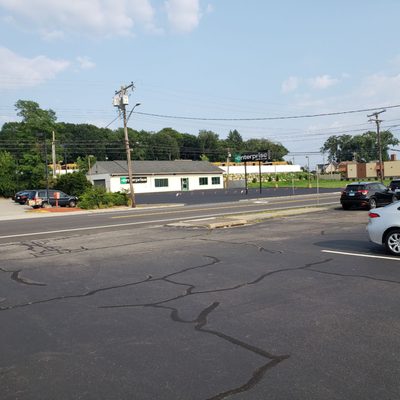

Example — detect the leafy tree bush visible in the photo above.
[0,151,17,197]
[78,187,129,209]
[54,172,92,197]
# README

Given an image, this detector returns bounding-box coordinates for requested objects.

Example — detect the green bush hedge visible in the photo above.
[78,187,129,209]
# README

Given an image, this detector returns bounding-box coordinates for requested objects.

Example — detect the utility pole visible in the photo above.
[368,109,386,183]
[52,131,56,176]
[226,148,231,189]
[113,83,139,208]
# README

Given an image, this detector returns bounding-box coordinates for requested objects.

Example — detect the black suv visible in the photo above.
[389,179,400,192]
[340,182,398,210]
[27,189,78,208]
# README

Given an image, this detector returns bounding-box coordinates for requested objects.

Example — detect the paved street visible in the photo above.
[1,204,399,400]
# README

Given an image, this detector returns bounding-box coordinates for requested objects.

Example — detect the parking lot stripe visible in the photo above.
[322,249,400,261]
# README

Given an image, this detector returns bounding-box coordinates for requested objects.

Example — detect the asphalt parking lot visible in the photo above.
[2,203,400,400]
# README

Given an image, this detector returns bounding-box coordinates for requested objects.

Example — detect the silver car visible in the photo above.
[367,201,400,255]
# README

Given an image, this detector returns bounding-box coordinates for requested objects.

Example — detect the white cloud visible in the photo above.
[308,74,339,90]
[281,76,300,93]
[165,0,201,33]
[0,0,142,37]
[0,46,70,89]
[0,0,205,37]
[360,73,400,100]
[76,56,96,70]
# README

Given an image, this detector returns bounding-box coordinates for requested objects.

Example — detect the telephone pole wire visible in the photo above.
[368,109,386,183]
[113,82,140,208]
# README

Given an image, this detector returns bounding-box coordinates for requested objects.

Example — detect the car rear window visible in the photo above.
[345,185,365,191]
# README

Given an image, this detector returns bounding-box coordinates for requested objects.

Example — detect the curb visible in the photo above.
[167,204,334,229]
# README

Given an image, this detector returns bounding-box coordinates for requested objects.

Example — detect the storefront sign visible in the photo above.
[120,176,147,184]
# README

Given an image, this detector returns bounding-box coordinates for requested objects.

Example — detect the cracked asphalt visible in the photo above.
[1,207,400,399]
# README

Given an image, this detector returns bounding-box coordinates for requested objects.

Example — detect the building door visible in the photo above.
[181,178,189,191]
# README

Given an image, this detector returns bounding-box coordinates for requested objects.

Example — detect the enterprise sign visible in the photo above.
[238,151,271,162]
[120,176,147,184]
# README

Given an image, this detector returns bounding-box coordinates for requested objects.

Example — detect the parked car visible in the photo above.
[14,190,35,204]
[27,189,78,208]
[388,179,400,193]
[340,182,398,210]
[367,202,400,255]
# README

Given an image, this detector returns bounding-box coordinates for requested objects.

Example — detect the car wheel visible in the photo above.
[342,203,350,210]
[42,202,51,208]
[392,195,398,203]
[68,200,76,208]
[369,198,377,209]
[385,230,400,256]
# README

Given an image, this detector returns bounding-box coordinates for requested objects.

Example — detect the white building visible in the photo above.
[217,163,302,174]
[88,160,224,193]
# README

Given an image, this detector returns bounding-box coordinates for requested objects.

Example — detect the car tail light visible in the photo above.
[358,190,368,195]
[369,212,380,218]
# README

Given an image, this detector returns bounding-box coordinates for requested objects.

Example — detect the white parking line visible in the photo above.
[322,249,400,261]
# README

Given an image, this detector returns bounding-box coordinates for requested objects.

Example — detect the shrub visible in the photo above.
[78,187,129,209]
[54,171,92,197]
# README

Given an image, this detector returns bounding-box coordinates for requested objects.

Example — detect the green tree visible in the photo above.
[150,131,180,160]
[197,130,225,161]
[76,155,97,174]
[15,100,57,134]
[0,151,17,197]
[225,129,243,153]
[18,152,49,189]
[54,171,92,197]
[321,131,399,162]
[178,133,200,160]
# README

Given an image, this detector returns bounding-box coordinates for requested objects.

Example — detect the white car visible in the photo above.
[367,201,400,255]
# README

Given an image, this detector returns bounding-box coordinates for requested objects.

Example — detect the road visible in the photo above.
[2,194,400,399]
[0,191,339,242]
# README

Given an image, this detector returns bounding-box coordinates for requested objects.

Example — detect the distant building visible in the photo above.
[88,160,224,193]
[214,161,301,175]
[316,162,338,174]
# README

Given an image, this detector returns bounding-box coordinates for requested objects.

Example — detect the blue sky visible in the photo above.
[1,0,400,167]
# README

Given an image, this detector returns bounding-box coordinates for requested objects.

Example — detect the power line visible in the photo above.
[134,103,400,122]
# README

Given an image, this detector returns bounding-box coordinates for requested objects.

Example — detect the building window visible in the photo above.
[212,177,220,185]
[199,177,208,186]
[155,178,168,187]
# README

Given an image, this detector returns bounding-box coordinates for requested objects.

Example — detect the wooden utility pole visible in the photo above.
[52,131,56,176]
[368,109,386,183]
[113,83,138,208]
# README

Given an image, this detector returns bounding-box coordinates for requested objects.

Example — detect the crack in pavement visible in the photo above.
[0,275,154,311]
[0,256,220,311]
[152,302,289,400]
[20,240,88,258]
[197,237,283,254]
[100,259,334,308]
[2,233,208,262]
